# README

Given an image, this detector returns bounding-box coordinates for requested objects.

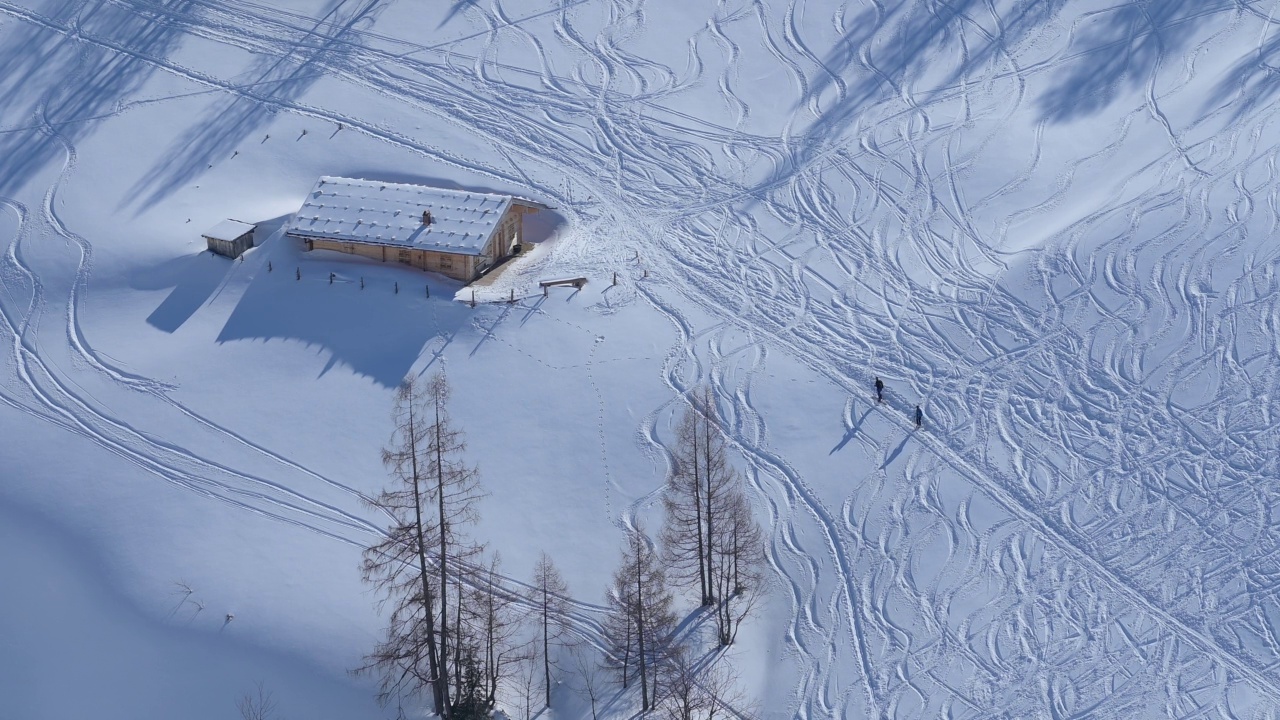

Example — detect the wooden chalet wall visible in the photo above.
[308,239,473,282]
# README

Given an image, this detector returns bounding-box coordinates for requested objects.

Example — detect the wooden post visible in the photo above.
[296,268,300,280]
[425,285,430,297]
[612,271,617,286]
[268,261,272,272]
[470,290,476,308]
[395,281,399,294]
[509,289,514,303]
[361,277,364,289]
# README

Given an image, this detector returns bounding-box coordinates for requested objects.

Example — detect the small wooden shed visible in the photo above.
[203,219,256,259]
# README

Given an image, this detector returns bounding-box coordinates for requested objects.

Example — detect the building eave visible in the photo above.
[286,228,488,256]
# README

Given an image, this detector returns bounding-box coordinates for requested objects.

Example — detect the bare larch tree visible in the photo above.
[605,525,676,712]
[359,373,485,718]
[236,681,279,720]
[530,551,570,709]
[659,645,748,720]
[662,387,738,607]
[469,553,524,711]
[711,487,764,645]
[662,387,765,645]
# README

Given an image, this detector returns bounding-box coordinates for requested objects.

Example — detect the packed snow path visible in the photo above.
[3,0,1280,717]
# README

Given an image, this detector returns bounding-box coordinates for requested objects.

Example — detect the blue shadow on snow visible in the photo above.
[138,252,228,333]
[215,232,475,388]
[128,0,387,213]
[0,0,201,195]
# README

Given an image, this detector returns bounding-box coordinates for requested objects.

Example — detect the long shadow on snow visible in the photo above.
[215,237,474,388]
[1035,0,1222,122]
[437,0,477,30]
[738,0,1069,213]
[741,0,1221,210]
[133,216,293,333]
[136,252,226,333]
[1203,22,1280,123]
[128,0,386,213]
[0,0,200,195]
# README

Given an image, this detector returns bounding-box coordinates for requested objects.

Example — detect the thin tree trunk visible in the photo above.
[635,552,649,711]
[453,571,464,698]
[732,517,742,594]
[692,427,707,605]
[408,403,446,716]
[486,590,498,708]
[542,583,551,708]
[621,615,631,689]
[434,399,452,717]
[702,395,715,605]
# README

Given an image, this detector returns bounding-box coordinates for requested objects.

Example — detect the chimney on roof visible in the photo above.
[422,210,433,226]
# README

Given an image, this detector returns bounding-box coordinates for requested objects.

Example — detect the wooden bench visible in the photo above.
[539,277,587,294]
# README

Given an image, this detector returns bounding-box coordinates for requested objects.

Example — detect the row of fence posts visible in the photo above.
[266,260,434,297]
[258,258,648,306]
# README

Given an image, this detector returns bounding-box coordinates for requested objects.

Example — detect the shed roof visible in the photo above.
[202,219,255,242]
[284,177,531,256]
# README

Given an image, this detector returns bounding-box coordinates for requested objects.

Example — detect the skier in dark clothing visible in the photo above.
[875,377,884,403]
[915,405,923,429]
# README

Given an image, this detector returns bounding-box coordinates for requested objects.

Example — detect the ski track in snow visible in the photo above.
[4,0,1280,717]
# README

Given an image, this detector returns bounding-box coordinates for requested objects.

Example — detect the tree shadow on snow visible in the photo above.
[437,0,477,30]
[735,0,1225,210]
[740,0,1070,212]
[127,0,387,213]
[0,0,202,195]
[1203,21,1280,123]
[1035,0,1219,122]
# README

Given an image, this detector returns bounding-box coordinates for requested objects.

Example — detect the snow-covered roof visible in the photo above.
[285,177,530,256]
[202,219,255,242]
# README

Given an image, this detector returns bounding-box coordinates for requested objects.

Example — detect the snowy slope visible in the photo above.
[3,0,1280,718]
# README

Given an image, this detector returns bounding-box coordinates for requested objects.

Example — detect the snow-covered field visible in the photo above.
[3,0,1280,717]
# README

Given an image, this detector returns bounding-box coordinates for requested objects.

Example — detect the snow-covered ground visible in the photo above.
[3,0,1280,717]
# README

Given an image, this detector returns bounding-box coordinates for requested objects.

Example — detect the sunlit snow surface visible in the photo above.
[2,0,1280,717]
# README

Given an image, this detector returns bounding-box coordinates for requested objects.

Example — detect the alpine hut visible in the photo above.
[284,177,546,283]
[203,219,256,259]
